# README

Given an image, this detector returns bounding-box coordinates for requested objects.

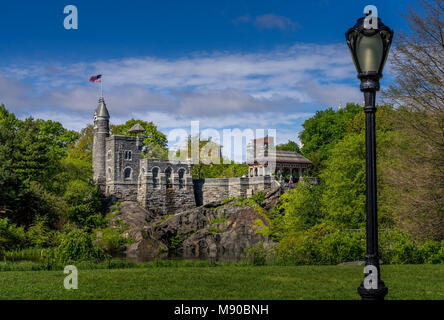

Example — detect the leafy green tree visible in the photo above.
[37,119,78,159]
[112,119,168,158]
[299,103,362,175]
[276,140,301,153]
[63,180,103,228]
[274,182,323,238]
[67,124,94,163]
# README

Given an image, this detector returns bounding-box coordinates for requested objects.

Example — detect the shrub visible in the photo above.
[379,228,418,264]
[56,229,106,263]
[250,191,265,205]
[208,227,224,234]
[94,227,132,255]
[243,242,269,266]
[211,216,228,225]
[275,224,365,265]
[168,234,182,249]
[221,197,236,205]
[0,218,27,251]
[26,217,60,248]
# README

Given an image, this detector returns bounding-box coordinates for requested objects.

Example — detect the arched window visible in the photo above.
[165,167,172,189]
[152,167,159,188]
[108,168,112,180]
[124,167,132,179]
[178,168,185,189]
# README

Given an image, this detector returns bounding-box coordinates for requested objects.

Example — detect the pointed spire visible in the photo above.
[95,97,110,118]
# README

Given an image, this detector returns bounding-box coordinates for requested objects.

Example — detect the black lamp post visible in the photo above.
[345,13,393,300]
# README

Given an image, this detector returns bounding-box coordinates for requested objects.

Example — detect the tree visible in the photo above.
[299,103,362,175]
[111,119,168,158]
[276,140,301,153]
[67,124,94,163]
[319,109,395,229]
[381,0,444,241]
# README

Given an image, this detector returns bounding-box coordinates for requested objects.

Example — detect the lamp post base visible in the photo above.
[357,280,388,301]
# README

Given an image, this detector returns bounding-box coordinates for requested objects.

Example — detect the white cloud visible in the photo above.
[254,14,299,30]
[1,43,363,135]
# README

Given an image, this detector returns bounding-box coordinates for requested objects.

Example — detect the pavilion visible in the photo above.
[247,136,312,182]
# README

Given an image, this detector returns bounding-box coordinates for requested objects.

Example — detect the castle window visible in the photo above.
[178,168,185,189]
[107,151,111,160]
[165,167,172,189]
[152,167,159,188]
[124,167,132,179]
[108,168,112,180]
[124,151,132,160]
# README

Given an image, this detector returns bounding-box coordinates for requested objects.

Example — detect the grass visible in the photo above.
[0,264,442,300]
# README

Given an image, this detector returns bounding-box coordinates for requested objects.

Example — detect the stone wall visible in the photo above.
[137,159,196,215]
[194,176,272,206]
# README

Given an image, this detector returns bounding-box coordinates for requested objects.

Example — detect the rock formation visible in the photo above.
[108,187,282,262]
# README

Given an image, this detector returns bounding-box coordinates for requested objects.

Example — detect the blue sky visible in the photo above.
[0,0,417,157]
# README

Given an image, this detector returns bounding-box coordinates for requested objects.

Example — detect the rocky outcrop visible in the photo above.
[108,187,282,262]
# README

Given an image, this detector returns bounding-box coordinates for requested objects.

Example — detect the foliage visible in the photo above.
[211,216,228,225]
[276,140,301,153]
[250,191,265,206]
[168,234,183,248]
[66,124,94,162]
[0,218,27,251]
[94,227,131,255]
[208,226,224,234]
[380,0,444,241]
[242,242,269,266]
[221,197,236,204]
[275,224,365,265]
[64,180,103,227]
[299,103,362,175]
[111,119,168,158]
[56,229,106,263]
[276,182,323,238]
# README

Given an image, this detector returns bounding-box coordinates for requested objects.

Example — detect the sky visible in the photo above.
[0,0,418,158]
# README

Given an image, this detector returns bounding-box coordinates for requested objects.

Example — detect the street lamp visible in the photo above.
[345,12,393,300]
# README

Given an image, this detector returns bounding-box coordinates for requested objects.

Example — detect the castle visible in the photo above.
[92,98,285,215]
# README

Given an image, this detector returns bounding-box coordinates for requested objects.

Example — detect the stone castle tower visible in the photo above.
[92,97,110,193]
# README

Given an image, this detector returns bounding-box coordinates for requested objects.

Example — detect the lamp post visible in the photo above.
[345,12,393,300]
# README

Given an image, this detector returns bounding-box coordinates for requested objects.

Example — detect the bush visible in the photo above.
[64,180,102,227]
[26,217,60,248]
[379,228,419,264]
[250,191,265,205]
[275,224,365,265]
[56,229,106,263]
[0,218,27,251]
[275,226,444,265]
[243,242,269,266]
[94,226,132,255]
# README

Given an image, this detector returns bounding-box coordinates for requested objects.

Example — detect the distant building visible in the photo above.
[247,136,312,183]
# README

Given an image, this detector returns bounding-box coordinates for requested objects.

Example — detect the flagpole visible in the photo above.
[101,75,103,98]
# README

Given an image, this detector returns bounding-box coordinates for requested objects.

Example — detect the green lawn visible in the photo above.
[0,265,442,300]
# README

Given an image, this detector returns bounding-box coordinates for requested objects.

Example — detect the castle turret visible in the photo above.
[92,97,110,192]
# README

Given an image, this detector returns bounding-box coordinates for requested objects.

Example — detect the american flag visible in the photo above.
[89,74,102,82]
